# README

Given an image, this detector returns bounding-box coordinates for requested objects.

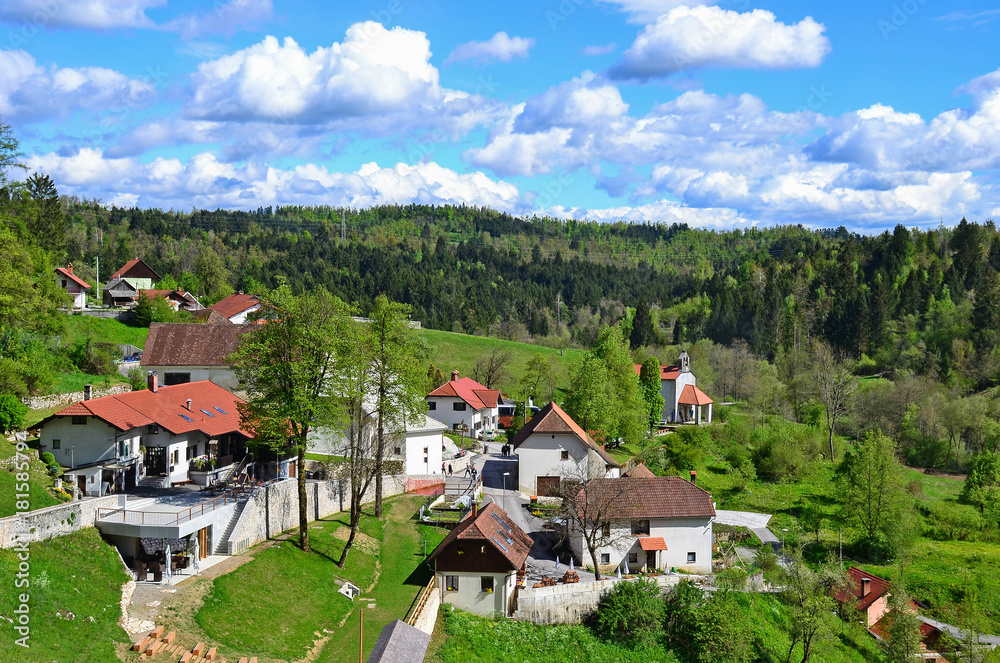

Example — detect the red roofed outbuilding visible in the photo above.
[208,292,263,324]
[426,371,502,436]
[37,376,253,495]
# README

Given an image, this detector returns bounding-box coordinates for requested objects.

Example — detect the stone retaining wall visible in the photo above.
[515,575,699,625]
[25,384,132,411]
[0,495,120,548]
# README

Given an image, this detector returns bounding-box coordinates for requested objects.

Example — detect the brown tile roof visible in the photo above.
[428,503,533,571]
[190,308,231,324]
[46,380,250,437]
[111,257,161,281]
[510,401,620,468]
[624,463,656,478]
[209,293,262,319]
[678,384,713,406]
[427,375,500,411]
[837,567,893,612]
[575,476,716,520]
[55,266,90,289]
[142,323,249,367]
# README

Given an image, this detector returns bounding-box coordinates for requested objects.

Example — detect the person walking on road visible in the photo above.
[448,463,453,476]
[464,465,472,478]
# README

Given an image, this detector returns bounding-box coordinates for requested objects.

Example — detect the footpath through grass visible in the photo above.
[0,527,132,663]
[196,494,447,662]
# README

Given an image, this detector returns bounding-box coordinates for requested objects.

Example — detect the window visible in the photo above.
[72,416,87,425]
[628,552,639,565]
[600,553,610,564]
[687,552,696,563]
[445,575,459,591]
[560,449,569,461]
[427,401,436,411]
[52,439,61,450]
[631,520,650,535]
[453,402,467,411]
[601,523,611,538]
[480,576,494,593]
[164,372,191,386]
[394,446,401,455]
[88,475,94,483]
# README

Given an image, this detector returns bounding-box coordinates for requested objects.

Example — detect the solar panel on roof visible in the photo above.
[214,407,227,414]
[492,537,509,553]
[200,409,215,417]
[490,512,512,532]
[179,414,193,422]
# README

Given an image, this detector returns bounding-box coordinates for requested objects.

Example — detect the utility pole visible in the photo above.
[341,210,346,241]
[94,256,99,306]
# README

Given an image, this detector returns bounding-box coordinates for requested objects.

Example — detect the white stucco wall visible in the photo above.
[143,365,240,391]
[426,396,489,432]
[228,304,261,324]
[515,432,603,494]
[435,570,515,617]
[402,429,444,476]
[662,372,697,423]
[570,516,714,575]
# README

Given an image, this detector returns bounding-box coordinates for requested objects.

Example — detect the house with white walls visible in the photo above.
[37,374,252,495]
[428,502,533,617]
[510,401,620,496]
[568,475,715,575]
[634,350,714,424]
[141,322,249,390]
[426,371,501,435]
[208,292,263,324]
[55,263,90,309]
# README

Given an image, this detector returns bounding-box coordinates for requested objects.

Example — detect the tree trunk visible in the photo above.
[338,500,361,567]
[297,443,309,552]
[374,411,385,519]
[828,427,836,464]
[588,542,602,581]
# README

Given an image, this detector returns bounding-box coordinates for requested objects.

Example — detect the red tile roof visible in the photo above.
[837,567,892,612]
[142,323,250,367]
[510,401,620,468]
[209,293,262,319]
[111,257,161,281]
[639,536,667,551]
[46,381,251,437]
[633,363,682,380]
[624,463,656,478]
[55,266,90,289]
[428,503,533,570]
[575,476,716,520]
[427,375,500,411]
[678,384,713,406]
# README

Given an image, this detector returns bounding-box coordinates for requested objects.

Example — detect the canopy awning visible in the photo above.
[638,536,667,551]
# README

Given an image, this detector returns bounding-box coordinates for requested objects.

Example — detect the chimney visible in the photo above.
[147,371,158,393]
[83,384,92,401]
[186,399,192,411]
[689,470,697,484]
[451,370,459,382]
[67,263,73,274]
[862,577,871,597]
[471,502,478,518]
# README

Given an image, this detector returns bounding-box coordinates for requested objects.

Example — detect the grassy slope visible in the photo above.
[429,592,881,663]
[420,328,584,399]
[196,494,447,662]
[0,527,132,663]
[61,314,149,348]
[0,441,62,517]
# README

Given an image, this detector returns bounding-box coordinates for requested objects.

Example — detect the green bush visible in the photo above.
[589,578,666,649]
[0,393,27,433]
[40,451,56,465]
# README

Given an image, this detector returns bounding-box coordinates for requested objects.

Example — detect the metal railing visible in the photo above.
[97,489,238,527]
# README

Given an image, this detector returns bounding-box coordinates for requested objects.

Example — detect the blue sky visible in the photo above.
[3,0,1000,232]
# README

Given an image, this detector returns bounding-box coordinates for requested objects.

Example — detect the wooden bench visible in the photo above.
[133,636,151,652]
[238,658,248,663]
[172,479,195,487]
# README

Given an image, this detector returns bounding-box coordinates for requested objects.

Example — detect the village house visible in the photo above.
[208,292,263,324]
[141,322,249,391]
[37,374,252,495]
[510,401,621,496]
[568,474,716,575]
[428,502,533,617]
[55,263,91,309]
[309,411,448,477]
[634,350,714,424]
[139,289,204,312]
[102,277,139,308]
[110,257,161,291]
[426,371,501,435]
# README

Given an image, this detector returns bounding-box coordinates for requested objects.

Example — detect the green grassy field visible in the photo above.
[0,440,63,517]
[196,494,447,662]
[420,328,584,398]
[0,527,133,662]
[62,314,149,348]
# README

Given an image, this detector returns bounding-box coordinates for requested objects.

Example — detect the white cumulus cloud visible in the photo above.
[444,32,535,66]
[0,0,163,30]
[609,5,830,81]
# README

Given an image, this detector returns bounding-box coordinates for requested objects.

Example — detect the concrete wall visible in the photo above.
[663,372,697,423]
[515,574,696,625]
[0,495,119,548]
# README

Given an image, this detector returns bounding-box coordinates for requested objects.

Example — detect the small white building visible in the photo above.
[141,322,249,390]
[208,292,263,324]
[510,401,621,496]
[37,375,252,495]
[428,503,533,617]
[634,350,713,424]
[569,475,715,575]
[55,264,90,309]
[426,371,501,435]
[309,411,447,477]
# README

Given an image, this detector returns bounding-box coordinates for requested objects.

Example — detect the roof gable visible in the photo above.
[510,401,620,467]
[428,503,533,570]
[678,384,713,406]
[576,476,716,520]
[111,257,161,281]
[55,266,90,289]
[142,323,249,367]
[427,376,498,411]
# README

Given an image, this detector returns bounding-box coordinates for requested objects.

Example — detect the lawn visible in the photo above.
[427,591,882,663]
[420,328,584,398]
[0,527,133,663]
[195,493,448,662]
[0,440,63,517]
[62,313,149,348]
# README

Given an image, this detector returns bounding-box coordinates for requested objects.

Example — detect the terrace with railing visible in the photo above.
[97,489,239,527]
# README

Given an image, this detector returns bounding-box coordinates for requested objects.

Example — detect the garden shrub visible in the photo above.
[589,578,665,649]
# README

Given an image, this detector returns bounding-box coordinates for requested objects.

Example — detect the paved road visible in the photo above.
[473,453,595,584]
[921,616,1000,648]
[715,509,781,547]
